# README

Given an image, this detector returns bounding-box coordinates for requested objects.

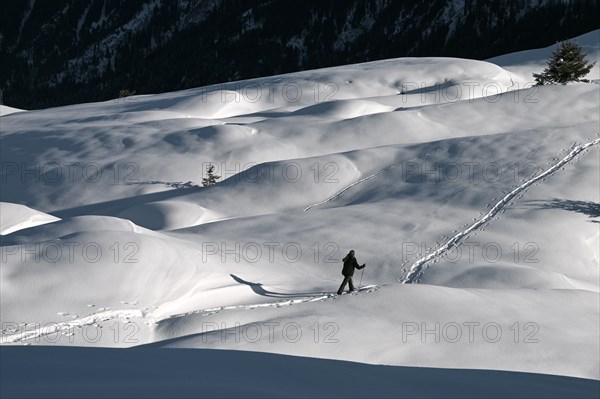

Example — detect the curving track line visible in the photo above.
[401,138,600,284]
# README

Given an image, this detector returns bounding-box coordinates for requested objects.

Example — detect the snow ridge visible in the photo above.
[401,137,600,284]
[303,143,459,211]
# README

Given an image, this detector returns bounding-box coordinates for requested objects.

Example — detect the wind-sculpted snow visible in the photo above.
[0,105,26,116]
[1,286,380,344]
[0,203,60,235]
[402,138,600,284]
[1,32,599,388]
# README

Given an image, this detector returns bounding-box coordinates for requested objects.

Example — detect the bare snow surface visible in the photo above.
[0,105,26,116]
[1,30,599,397]
[0,203,60,235]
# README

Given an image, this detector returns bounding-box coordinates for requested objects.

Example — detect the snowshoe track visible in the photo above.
[401,137,600,284]
[2,286,381,343]
[159,284,380,323]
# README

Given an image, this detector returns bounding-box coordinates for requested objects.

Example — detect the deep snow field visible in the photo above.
[1,30,599,397]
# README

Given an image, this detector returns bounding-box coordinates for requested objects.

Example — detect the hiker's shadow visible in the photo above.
[523,199,600,222]
[230,274,322,298]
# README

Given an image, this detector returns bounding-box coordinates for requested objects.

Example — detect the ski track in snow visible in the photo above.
[2,286,381,344]
[1,309,144,344]
[4,134,598,343]
[7,137,597,343]
[401,137,600,284]
[154,284,381,324]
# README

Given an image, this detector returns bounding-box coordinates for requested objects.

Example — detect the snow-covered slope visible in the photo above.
[1,30,599,393]
[0,203,60,235]
[2,346,598,399]
[488,29,600,83]
[0,105,26,116]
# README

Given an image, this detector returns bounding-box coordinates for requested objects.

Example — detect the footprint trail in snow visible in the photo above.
[2,286,381,343]
[401,137,600,284]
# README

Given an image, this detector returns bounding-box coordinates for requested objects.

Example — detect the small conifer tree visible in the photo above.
[533,40,595,85]
[202,164,221,187]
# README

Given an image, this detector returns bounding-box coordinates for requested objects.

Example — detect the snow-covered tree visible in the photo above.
[533,40,595,85]
[202,164,221,187]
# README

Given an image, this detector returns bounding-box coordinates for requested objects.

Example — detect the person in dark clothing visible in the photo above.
[337,250,366,295]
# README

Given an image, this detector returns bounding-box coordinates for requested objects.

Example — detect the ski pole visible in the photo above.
[358,266,365,289]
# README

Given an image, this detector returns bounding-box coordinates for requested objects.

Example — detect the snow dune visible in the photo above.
[0,202,60,235]
[0,105,26,116]
[1,30,599,394]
